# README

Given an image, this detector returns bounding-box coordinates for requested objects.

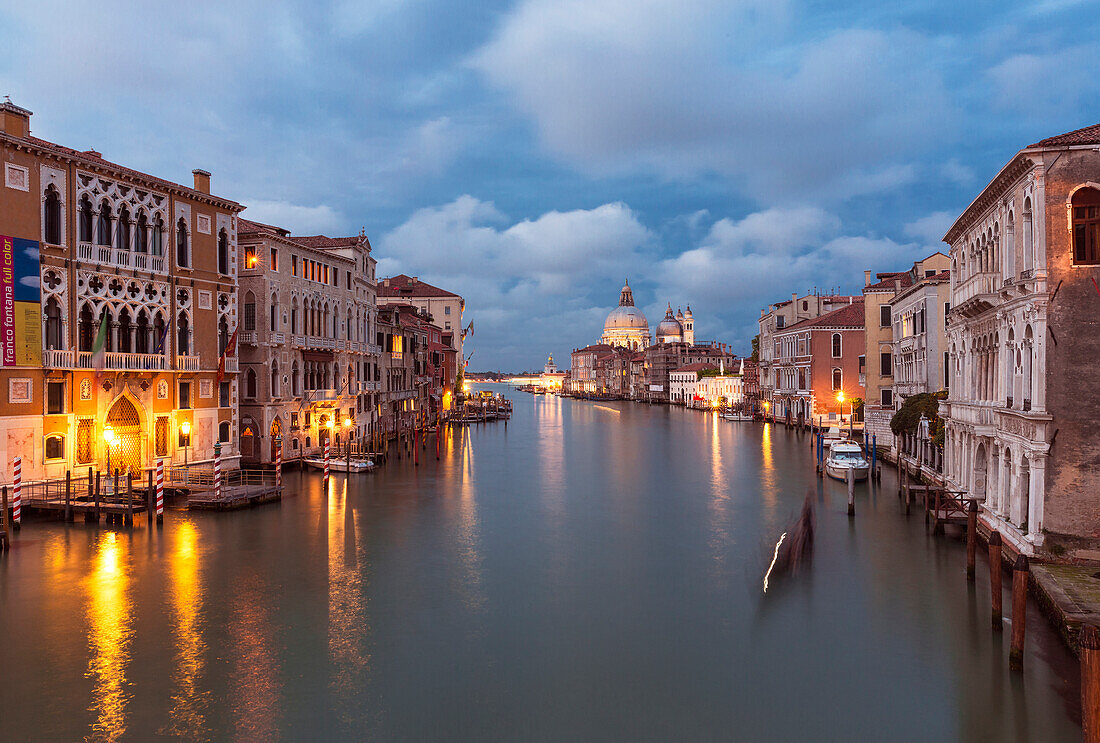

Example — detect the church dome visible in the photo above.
[600,280,650,349]
[655,304,683,342]
[604,304,649,332]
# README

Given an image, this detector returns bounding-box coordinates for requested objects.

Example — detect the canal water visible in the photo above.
[0,385,1082,742]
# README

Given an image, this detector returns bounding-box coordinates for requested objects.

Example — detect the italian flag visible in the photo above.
[91,315,109,378]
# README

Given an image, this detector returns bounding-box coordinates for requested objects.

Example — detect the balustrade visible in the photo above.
[77,242,166,274]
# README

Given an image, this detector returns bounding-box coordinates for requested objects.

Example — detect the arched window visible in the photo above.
[831,333,841,358]
[151,215,164,255]
[176,218,189,267]
[1005,212,1015,278]
[832,368,842,391]
[78,196,93,243]
[44,297,63,350]
[271,360,280,397]
[243,291,256,331]
[292,361,300,396]
[1023,325,1034,409]
[218,316,229,355]
[116,205,131,251]
[135,310,149,354]
[1022,197,1034,271]
[99,307,114,352]
[291,299,298,335]
[96,201,112,245]
[44,186,62,245]
[78,304,95,351]
[246,368,257,399]
[219,421,230,443]
[117,307,132,353]
[1071,186,1100,265]
[177,312,190,355]
[218,229,229,274]
[135,211,148,253]
[270,293,278,332]
[153,313,166,353]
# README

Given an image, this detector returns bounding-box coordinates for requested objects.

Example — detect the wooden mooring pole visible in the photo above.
[65,469,73,522]
[846,467,855,517]
[1,485,10,552]
[1080,625,1100,743]
[966,500,978,583]
[989,531,1003,631]
[146,468,154,527]
[1009,554,1029,672]
[94,470,102,524]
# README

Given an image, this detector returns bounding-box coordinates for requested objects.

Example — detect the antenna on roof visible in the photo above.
[3,95,10,104]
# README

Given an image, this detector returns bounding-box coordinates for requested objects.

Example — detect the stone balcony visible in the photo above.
[78,242,166,274]
[41,349,211,372]
[951,272,1001,318]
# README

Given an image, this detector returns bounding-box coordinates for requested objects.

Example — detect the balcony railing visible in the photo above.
[223,357,239,373]
[58,350,170,371]
[954,271,1000,306]
[176,355,201,371]
[337,339,346,350]
[77,242,166,274]
[271,332,285,345]
[240,332,258,345]
[367,344,382,354]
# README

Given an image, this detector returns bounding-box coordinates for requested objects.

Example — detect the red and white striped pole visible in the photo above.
[213,441,222,500]
[12,456,21,530]
[323,437,330,483]
[274,435,282,490]
[155,459,164,522]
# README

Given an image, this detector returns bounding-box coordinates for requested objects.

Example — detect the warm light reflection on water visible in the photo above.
[228,571,280,741]
[84,531,133,742]
[162,520,210,740]
[707,412,731,578]
[329,482,370,727]
[760,422,777,520]
[456,425,485,616]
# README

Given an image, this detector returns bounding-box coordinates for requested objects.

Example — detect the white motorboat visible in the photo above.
[720,412,754,421]
[824,440,870,482]
[304,457,377,473]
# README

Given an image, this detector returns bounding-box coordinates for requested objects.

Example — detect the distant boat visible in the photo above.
[304,457,376,473]
[720,412,754,421]
[824,440,870,482]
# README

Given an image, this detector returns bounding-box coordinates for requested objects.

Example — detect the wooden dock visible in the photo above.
[181,469,282,510]
[18,471,151,522]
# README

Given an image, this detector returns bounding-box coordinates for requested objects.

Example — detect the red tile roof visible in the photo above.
[237,217,288,237]
[1029,123,1100,149]
[290,234,363,249]
[16,135,241,209]
[378,274,461,298]
[786,300,865,330]
[573,343,616,356]
[865,273,912,291]
[673,362,717,373]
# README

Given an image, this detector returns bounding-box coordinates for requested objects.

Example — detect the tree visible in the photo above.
[751,336,759,362]
[890,391,947,447]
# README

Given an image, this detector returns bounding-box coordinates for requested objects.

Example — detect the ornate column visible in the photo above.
[1027,451,1046,541]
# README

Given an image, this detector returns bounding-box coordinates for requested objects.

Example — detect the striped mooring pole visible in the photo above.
[213,441,222,500]
[155,459,164,522]
[274,435,282,490]
[12,456,21,530]
[323,438,330,483]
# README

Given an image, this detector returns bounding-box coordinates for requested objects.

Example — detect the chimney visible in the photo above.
[0,99,31,138]
[192,169,211,194]
[411,276,418,284]
[894,279,901,293]
[864,269,871,287]
[791,292,797,304]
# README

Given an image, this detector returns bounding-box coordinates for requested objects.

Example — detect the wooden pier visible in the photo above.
[174,468,282,510]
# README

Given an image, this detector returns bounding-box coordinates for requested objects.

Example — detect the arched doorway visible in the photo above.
[240,419,256,459]
[105,396,144,476]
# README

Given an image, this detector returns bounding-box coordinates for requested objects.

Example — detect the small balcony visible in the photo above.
[952,271,1001,317]
[77,242,166,274]
[176,355,200,371]
[240,332,258,345]
[270,332,285,345]
[223,357,239,373]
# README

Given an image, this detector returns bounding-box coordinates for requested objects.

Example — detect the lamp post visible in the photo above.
[837,391,854,438]
[104,426,117,495]
[180,420,191,470]
[344,418,353,472]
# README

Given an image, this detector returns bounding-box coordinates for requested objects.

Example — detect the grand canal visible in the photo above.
[0,385,1082,741]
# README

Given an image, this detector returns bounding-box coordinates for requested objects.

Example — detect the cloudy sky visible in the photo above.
[2,0,1098,370]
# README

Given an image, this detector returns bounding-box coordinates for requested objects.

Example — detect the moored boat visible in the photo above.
[824,440,870,482]
[303,457,377,473]
[720,412,754,421]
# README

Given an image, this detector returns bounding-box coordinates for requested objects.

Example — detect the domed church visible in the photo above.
[599,280,651,350]
[655,304,694,345]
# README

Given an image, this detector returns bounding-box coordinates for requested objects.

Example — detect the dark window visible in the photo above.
[246,369,257,399]
[218,229,229,274]
[880,352,892,376]
[46,381,64,414]
[831,333,842,358]
[832,368,842,390]
[44,298,62,350]
[881,389,893,407]
[79,197,93,242]
[45,435,64,460]
[944,351,950,389]
[1072,187,1100,265]
[219,421,230,443]
[176,218,189,267]
[179,381,191,409]
[97,202,112,245]
[925,269,936,277]
[270,247,278,271]
[880,304,891,327]
[219,381,231,407]
[177,313,190,355]
[776,316,785,329]
[44,186,62,244]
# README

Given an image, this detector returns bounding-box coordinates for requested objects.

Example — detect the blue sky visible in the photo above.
[2,0,1098,370]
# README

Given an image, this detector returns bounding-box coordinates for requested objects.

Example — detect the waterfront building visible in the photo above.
[0,100,243,480]
[770,300,865,425]
[757,292,858,420]
[567,344,615,395]
[599,280,650,350]
[642,341,737,403]
[375,303,437,437]
[669,363,715,406]
[861,253,951,448]
[540,355,566,391]
[671,359,747,409]
[378,274,465,363]
[941,122,1100,556]
[235,219,378,464]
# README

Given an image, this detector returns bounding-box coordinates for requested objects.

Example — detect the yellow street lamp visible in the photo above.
[180,420,191,468]
[104,425,118,487]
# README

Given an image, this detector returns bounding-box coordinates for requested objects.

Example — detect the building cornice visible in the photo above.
[944,152,1036,245]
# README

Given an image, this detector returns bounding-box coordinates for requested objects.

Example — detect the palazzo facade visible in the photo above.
[0,101,242,480]
[942,123,1100,556]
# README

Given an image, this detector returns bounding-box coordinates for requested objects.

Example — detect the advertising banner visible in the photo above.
[0,235,42,367]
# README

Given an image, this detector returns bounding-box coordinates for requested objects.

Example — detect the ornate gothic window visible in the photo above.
[44,297,63,350]
[152,215,164,255]
[176,218,189,267]
[177,311,190,355]
[135,211,148,253]
[218,229,229,274]
[44,186,62,245]
[96,201,112,245]
[79,196,93,243]
[116,205,131,251]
